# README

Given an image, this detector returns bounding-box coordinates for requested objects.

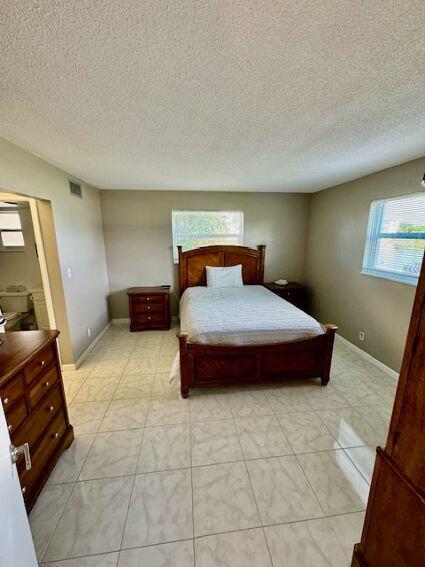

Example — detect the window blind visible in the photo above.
[362,192,425,284]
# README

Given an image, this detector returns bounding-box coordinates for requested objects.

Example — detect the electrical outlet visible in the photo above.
[87,328,91,337]
[359,330,365,341]
[67,267,72,279]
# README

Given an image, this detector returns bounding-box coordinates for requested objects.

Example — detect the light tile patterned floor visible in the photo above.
[32,322,397,566]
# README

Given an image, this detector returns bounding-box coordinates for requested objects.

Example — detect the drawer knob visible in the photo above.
[147,306,151,310]
[148,316,151,320]
[53,432,60,439]
[40,360,45,366]
[45,381,50,387]
[147,297,150,301]
[3,397,9,405]
[48,405,55,412]
[8,424,12,432]
[22,487,26,494]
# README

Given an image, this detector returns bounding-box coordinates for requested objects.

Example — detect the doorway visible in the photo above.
[0,193,56,334]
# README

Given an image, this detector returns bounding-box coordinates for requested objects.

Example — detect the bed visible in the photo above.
[176,244,337,398]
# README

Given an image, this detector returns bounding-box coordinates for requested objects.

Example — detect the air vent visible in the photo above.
[69,180,82,198]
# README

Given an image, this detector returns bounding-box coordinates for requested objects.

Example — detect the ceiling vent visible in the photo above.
[69,180,82,198]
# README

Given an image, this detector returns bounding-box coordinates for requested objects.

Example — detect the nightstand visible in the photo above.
[127,287,171,331]
[264,282,308,312]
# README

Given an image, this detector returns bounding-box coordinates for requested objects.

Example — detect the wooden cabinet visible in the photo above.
[127,287,171,331]
[0,330,73,512]
[264,282,308,312]
[352,260,425,566]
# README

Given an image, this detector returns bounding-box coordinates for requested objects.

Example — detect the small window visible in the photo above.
[172,210,243,263]
[0,210,25,250]
[362,192,425,285]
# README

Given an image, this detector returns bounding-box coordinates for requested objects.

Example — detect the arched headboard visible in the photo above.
[178,244,266,295]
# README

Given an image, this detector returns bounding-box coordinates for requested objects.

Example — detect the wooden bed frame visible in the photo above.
[177,244,337,398]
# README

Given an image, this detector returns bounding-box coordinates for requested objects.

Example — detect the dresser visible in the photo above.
[351,259,425,566]
[0,330,74,512]
[264,282,308,312]
[127,287,171,331]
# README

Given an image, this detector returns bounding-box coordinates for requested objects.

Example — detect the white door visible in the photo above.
[0,399,37,567]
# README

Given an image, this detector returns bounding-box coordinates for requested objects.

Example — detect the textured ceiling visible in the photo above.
[1,1,425,192]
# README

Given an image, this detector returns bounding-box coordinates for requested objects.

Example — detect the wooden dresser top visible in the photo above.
[0,330,59,385]
[127,287,169,295]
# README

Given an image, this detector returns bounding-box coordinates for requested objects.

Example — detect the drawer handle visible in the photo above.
[45,381,50,387]
[10,442,32,471]
[8,424,12,432]
[53,432,60,439]
[3,397,9,405]
[48,405,55,412]
[40,360,46,367]
[22,486,26,494]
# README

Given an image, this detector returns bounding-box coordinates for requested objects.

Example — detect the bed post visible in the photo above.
[321,324,338,385]
[177,331,190,398]
[257,244,266,283]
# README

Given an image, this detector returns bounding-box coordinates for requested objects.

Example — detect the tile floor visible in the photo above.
[30,322,397,566]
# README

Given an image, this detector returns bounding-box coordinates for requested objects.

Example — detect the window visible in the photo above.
[172,210,243,263]
[0,207,25,250]
[362,192,425,285]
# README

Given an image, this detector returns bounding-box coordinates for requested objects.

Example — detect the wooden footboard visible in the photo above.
[177,324,338,398]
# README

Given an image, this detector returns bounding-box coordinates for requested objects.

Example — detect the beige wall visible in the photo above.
[304,158,422,371]
[0,137,110,364]
[101,190,311,317]
[0,204,42,290]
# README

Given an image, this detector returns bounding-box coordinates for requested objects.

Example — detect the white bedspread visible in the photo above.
[179,285,325,345]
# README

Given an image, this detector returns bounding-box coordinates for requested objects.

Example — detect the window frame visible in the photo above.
[361,192,425,286]
[0,209,26,252]
[171,210,244,264]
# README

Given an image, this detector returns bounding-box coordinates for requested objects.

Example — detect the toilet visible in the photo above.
[0,291,32,330]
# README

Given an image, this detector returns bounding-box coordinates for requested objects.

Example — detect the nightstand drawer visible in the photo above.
[133,313,165,326]
[131,302,165,314]
[132,294,164,305]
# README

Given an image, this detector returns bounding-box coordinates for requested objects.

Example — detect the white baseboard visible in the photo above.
[61,321,111,371]
[335,334,399,380]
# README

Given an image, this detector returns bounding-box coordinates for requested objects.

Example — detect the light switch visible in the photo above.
[67,267,72,278]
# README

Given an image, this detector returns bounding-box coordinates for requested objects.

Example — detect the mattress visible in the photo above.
[179,285,325,345]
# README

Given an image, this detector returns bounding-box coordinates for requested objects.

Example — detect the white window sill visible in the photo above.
[361,268,418,287]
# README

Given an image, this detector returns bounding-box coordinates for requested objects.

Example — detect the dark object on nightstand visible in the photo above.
[127,287,171,331]
[264,282,308,312]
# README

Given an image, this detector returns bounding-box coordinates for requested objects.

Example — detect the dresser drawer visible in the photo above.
[1,373,25,413]
[23,343,57,386]
[28,364,59,410]
[133,313,165,326]
[5,398,29,435]
[131,294,164,305]
[13,383,63,457]
[20,408,67,502]
[131,302,165,314]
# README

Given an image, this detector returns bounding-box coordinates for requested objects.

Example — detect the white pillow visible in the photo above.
[206,264,243,288]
